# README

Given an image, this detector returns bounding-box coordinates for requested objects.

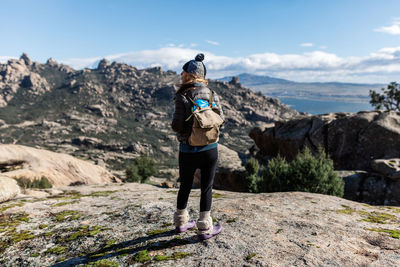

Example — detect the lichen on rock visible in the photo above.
[0,183,399,266]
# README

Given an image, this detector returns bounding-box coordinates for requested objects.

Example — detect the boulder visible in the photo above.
[20,73,50,94]
[0,175,20,202]
[0,55,31,107]
[86,104,109,117]
[0,144,119,187]
[371,159,400,179]
[339,170,367,202]
[229,76,240,85]
[97,58,110,70]
[20,53,32,65]
[385,179,400,205]
[71,136,103,148]
[360,175,388,205]
[337,170,400,205]
[193,144,246,192]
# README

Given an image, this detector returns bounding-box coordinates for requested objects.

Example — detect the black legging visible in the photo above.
[177,147,218,212]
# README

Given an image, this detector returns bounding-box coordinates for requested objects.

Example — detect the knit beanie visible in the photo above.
[182,53,207,77]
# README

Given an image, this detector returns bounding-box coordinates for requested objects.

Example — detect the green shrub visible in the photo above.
[37,176,52,189]
[245,157,260,175]
[246,173,263,193]
[286,147,343,196]
[244,158,262,193]
[15,176,52,189]
[125,164,141,183]
[15,177,30,189]
[245,147,344,197]
[125,154,157,183]
[261,155,290,193]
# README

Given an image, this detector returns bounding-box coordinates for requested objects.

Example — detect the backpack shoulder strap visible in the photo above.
[209,89,214,107]
[183,91,199,122]
[184,92,200,109]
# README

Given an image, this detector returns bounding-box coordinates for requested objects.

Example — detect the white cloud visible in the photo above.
[0,56,17,63]
[206,40,220,46]
[319,45,328,49]
[53,46,400,83]
[300,43,313,47]
[374,20,400,35]
[62,56,103,70]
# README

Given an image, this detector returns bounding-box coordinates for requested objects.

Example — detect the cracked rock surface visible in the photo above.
[1,183,399,266]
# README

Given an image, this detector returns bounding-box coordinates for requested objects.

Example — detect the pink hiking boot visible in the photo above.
[197,211,222,240]
[174,209,195,233]
[175,220,196,233]
[198,224,222,240]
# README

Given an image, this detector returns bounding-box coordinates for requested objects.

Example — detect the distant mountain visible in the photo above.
[0,54,300,176]
[219,73,385,102]
[219,73,294,86]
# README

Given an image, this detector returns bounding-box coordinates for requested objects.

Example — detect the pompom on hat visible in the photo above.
[182,53,207,77]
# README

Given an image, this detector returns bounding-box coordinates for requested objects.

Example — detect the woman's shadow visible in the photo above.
[51,229,202,267]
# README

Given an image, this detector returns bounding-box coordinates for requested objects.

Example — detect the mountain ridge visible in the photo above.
[0,54,300,176]
[219,73,385,86]
[219,73,384,102]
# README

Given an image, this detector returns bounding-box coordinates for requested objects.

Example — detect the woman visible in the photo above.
[171,53,224,240]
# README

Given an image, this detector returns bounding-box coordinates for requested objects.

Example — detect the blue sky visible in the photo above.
[1,0,400,83]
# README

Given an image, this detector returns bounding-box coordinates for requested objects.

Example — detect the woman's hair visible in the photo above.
[177,72,208,94]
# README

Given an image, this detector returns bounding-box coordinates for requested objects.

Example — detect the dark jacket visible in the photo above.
[171,82,225,144]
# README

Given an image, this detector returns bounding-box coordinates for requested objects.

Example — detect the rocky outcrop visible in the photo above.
[71,136,103,148]
[213,144,246,191]
[97,58,110,70]
[0,56,31,106]
[1,183,399,266]
[193,144,246,192]
[219,77,301,126]
[340,171,400,205]
[20,53,32,66]
[249,111,400,205]
[229,76,240,85]
[0,54,298,175]
[0,54,72,107]
[0,175,20,202]
[249,111,400,171]
[0,144,119,187]
[20,72,50,95]
[371,159,400,179]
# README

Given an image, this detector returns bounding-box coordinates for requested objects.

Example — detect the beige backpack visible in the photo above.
[185,90,224,146]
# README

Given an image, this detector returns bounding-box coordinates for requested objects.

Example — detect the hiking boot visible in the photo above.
[175,220,196,233]
[196,211,222,240]
[174,209,195,233]
[198,224,222,240]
